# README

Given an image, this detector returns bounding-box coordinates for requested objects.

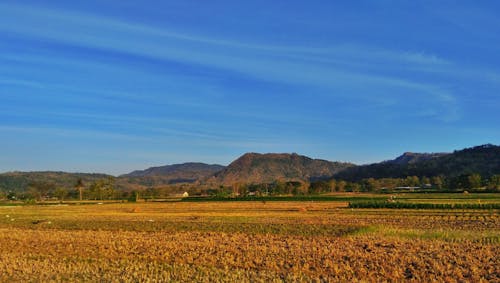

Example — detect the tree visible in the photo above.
[308,181,326,194]
[144,187,160,199]
[346,182,360,192]
[405,176,420,187]
[431,176,444,189]
[240,184,248,197]
[28,181,55,201]
[101,177,116,200]
[364,178,380,191]
[296,181,309,195]
[328,179,336,193]
[75,178,84,201]
[231,182,241,196]
[285,181,302,195]
[274,180,286,195]
[380,178,401,189]
[54,187,69,202]
[467,173,482,189]
[88,178,115,200]
[487,175,500,191]
[6,191,17,200]
[337,180,347,192]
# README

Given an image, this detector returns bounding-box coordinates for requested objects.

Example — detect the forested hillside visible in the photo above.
[335,144,500,181]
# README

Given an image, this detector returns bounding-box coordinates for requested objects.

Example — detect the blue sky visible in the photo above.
[1,1,499,175]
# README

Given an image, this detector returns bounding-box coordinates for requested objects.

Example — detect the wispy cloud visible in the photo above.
[0,3,463,122]
[0,125,151,142]
[0,78,47,89]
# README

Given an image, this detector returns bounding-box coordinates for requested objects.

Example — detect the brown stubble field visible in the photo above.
[0,201,498,282]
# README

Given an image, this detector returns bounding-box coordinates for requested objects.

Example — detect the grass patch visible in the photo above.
[350,225,500,243]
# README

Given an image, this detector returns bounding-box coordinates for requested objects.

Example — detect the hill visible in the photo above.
[209,153,354,185]
[118,162,225,189]
[0,171,112,193]
[384,152,449,165]
[121,162,224,181]
[334,144,500,181]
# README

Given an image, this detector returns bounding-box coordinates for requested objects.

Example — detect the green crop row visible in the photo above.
[348,201,500,209]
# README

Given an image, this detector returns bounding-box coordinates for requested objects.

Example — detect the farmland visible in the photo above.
[0,194,498,282]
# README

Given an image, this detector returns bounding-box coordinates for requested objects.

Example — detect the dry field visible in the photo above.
[0,201,498,282]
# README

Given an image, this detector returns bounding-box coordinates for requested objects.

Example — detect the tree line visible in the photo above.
[0,177,121,202]
[1,173,498,202]
[211,173,500,197]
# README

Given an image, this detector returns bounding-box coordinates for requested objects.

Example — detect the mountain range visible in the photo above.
[0,144,499,192]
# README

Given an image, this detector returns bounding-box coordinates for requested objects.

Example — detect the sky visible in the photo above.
[1,1,499,175]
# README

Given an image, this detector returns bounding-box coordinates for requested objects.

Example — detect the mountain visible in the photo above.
[210,153,354,185]
[120,162,225,184]
[334,144,500,181]
[384,152,449,165]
